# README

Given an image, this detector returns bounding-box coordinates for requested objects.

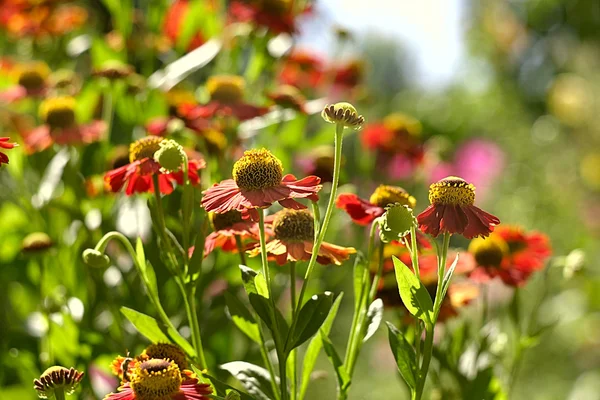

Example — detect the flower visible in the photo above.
[154,139,186,172]
[0,1,87,38]
[83,249,111,269]
[202,210,260,256]
[228,0,297,34]
[417,176,500,239]
[163,0,206,51]
[140,343,189,371]
[104,359,212,400]
[104,137,205,195]
[337,185,416,226]
[360,113,425,179]
[182,75,268,121]
[110,356,138,383]
[247,209,356,265]
[34,366,84,398]
[22,232,53,253]
[468,225,552,286]
[21,96,106,153]
[295,146,335,183]
[0,136,17,166]
[267,85,307,113]
[201,148,321,218]
[278,50,325,90]
[0,61,50,102]
[321,102,364,130]
[93,61,134,80]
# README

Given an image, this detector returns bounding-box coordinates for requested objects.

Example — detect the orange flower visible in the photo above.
[201,210,261,256]
[0,136,17,166]
[247,209,356,265]
[469,225,552,286]
[163,0,206,51]
[228,0,297,34]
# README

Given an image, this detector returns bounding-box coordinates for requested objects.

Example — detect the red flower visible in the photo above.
[337,184,417,226]
[468,225,552,286]
[417,176,500,239]
[0,136,17,166]
[0,1,87,38]
[267,85,307,113]
[20,96,105,153]
[278,50,325,90]
[0,61,49,102]
[203,210,261,256]
[201,148,321,218]
[163,0,206,51]
[228,0,296,34]
[248,209,356,265]
[104,359,212,400]
[105,137,205,196]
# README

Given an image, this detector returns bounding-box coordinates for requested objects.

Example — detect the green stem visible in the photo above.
[54,388,66,400]
[102,89,114,142]
[235,235,247,266]
[416,323,434,400]
[181,281,208,369]
[296,123,344,309]
[433,233,451,320]
[258,324,281,400]
[410,226,420,280]
[289,261,297,400]
[257,211,273,300]
[152,175,179,274]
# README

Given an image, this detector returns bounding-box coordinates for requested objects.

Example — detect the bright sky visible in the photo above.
[300,0,466,88]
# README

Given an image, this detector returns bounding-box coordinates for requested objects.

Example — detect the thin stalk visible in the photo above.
[102,89,114,142]
[257,324,281,400]
[433,233,451,320]
[289,261,297,400]
[289,262,297,318]
[415,323,434,400]
[235,235,247,266]
[296,123,344,309]
[54,388,66,400]
[152,175,179,273]
[177,279,208,369]
[410,226,420,279]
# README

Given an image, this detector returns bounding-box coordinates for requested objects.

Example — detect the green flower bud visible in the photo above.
[379,204,417,243]
[33,366,84,398]
[154,139,186,173]
[321,102,364,130]
[82,249,110,268]
[22,232,53,254]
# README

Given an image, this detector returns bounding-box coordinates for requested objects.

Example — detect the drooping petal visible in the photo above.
[461,205,500,239]
[336,193,384,225]
[439,204,469,235]
[417,204,443,237]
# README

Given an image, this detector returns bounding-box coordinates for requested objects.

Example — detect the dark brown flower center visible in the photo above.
[207,75,245,104]
[142,343,189,371]
[39,97,77,130]
[468,236,508,268]
[273,210,314,242]
[211,210,244,231]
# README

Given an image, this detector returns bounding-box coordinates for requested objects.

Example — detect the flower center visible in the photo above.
[468,235,509,268]
[383,113,422,136]
[16,62,50,91]
[142,343,189,371]
[207,75,245,104]
[211,210,244,231]
[273,210,314,242]
[232,149,283,191]
[39,97,76,130]
[130,359,182,400]
[259,0,291,14]
[369,185,416,209]
[129,137,164,163]
[428,176,475,206]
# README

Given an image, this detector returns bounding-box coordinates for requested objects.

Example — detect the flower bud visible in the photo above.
[82,249,110,268]
[33,366,84,398]
[379,204,416,243]
[154,139,186,173]
[22,232,53,254]
[321,102,364,130]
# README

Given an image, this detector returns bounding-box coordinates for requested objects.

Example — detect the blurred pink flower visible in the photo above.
[429,139,505,201]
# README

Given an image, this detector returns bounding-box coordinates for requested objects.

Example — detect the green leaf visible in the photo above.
[166,326,197,359]
[204,373,256,400]
[286,292,334,352]
[386,322,417,389]
[225,292,261,343]
[353,252,368,311]
[240,265,261,296]
[121,307,171,343]
[300,293,344,400]
[144,260,159,299]
[392,256,434,323]
[439,254,459,306]
[320,331,351,391]
[363,299,383,343]
[221,361,278,400]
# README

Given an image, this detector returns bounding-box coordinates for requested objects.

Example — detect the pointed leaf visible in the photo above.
[204,373,255,400]
[363,299,384,343]
[320,331,351,391]
[221,361,278,400]
[353,252,368,311]
[121,307,170,343]
[300,293,344,400]
[392,256,434,323]
[286,292,334,352]
[440,253,459,303]
[386,322,417,389]
[225,292,261,344]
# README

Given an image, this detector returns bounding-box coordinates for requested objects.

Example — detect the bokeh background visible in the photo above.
[1,0,599,399]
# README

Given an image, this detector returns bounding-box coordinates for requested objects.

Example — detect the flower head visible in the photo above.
[93,61,134,80]
[468,225,551,286]
[105,137,205,195]
[417,176,500,239]
[267,85,307,112]
[34,366,84,398]
[337,185,416,226]
[248,209,356,265]
[321,102,364,130]
[228,0,297,34]
[22,232,53,253]
[104,359,212,400]
[201,148,321,218]
[201,210,260,256]
[0,137,17,166]
[140,343,188,371]
[207,75,245,104]
[163,0,206,51]
[154,139,186,173]
[0,61,50,102]
[82,249,111,268]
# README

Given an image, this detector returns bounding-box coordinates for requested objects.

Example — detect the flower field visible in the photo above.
[1,1,599,399]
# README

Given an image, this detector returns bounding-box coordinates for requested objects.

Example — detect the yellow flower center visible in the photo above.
[369,185,416,209]
[207,75,245,104]
[142,343,189,372]
[210,210,244,231]
[273,210,314,242]
[16,62,50,91]
[428,176,475,206]
[232,149,283,191]
[129,137,164,163]
[39,97,76,130]
[130,359,182,400]
[383,113,422,136]
[468,235,509,268]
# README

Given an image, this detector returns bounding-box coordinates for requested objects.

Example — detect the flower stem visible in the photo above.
[296,123,344,308]
[179,280,208,369]
[257,210,273,300]
[54,388,66,400]
[235,235,247,266]
[152,174,179,274]
[289,261,298,400]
